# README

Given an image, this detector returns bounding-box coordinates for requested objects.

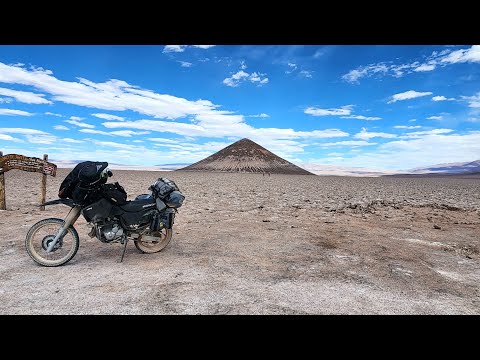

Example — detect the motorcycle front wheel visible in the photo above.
[134,228,172,254]
[25,218,80,267]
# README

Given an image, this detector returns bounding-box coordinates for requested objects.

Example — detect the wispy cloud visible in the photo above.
[413,63,436,72]
[353,128,397,140]
[0,108,34,116]
[340,115,382,121]
[65,119,95,128]
[178,61,193,68]
[393,125,421,129]
[432,95,455,101]
[45,112,62,117]
[342,46,480,84]
[461,91,480,108]
[399,128,453,138]
[54,125,69,130]
[388,90,433,103]
[320,140,377,147]
[299,70,313,78]
[62,138,84,143]
[192,45,215,49]
[326,131,480,170]
[0,87,52,104]
[427,115,443,120]
[163,45,215,53]
[91,113,125,121]
[440,45,480,64]
[0,133,22,142]
[0,127,48,135]
[305,105,354,116]
[79,129,150,137]
[248,113,270,118]
[162,45,188,53]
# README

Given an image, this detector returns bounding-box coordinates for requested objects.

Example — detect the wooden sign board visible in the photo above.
[0,154,57,177]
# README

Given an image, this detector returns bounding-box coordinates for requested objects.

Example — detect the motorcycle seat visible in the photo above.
[119,198,156,212]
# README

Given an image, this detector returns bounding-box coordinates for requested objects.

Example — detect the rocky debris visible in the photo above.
[433,224,442,230]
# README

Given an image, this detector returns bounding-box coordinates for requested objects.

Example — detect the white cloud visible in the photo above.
[0,97,13,103]
[163,45,215,53]
[54,125,70,130]
[427,115,443,120]
[354,128,397,140]
[65,119,95,128]
[413,63,436,72]
[305,105,353,116]
[91,113,125,121]
[0,108,33,116]
[223,65,268,87]
[0,87,52,104]
[388,90,433,103]
[0,127,48,135]
[192,45,215,49]
[0,61,351,161]
[147,137,178,143]
[110,130,150,137]
[249,113,270,118]
[342,64,389,83]
[319,131,480,170]
[340,115,382,121]
[461,92,480,108]
[299,70,313,78]
[178,61,193,68]
[69,116,84,121]
[26,134,56,144]
[320,140,377,147]
[432,95,455,101]
[440,45,480,64]
[62,138,84,143]
[0,133,21,142]
[163,45,188,53]
[400,129,453,138]
[342,46,480,84]
[45,112,62,117]
[89,139,139,150]
[79,129,150,137]
[394,125,421,129]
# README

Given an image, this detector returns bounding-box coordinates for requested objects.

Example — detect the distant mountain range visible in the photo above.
[51,156,480,177]
[407,160,480,175]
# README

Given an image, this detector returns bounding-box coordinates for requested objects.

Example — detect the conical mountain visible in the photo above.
[179,138,314,175]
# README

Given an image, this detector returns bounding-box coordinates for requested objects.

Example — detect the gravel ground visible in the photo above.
[0,169,479,314]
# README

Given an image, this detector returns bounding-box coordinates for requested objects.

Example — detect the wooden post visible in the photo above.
[40,154,47,211]
[0,151,5,210]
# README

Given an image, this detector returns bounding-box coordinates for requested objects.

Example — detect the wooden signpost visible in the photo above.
[0,152,57,210]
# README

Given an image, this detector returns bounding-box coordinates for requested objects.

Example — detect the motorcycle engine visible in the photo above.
[96,220,124,243]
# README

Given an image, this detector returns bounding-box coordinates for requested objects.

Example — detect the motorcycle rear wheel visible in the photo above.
[25,218,80,267]
[134,228,172,254]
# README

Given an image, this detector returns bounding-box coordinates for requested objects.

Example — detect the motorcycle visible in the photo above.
[25,175,185,267]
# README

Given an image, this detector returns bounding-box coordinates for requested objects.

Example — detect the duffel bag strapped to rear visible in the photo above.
[149,177,180,198]
[164,190,184,208]
[102,182,128,205]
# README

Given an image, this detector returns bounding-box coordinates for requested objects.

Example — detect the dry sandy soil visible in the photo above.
[0,169,479,314]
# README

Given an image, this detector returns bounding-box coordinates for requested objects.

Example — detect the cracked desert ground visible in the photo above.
[0,169,479,314]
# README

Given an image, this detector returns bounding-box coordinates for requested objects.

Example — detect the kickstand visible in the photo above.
[119,238,129,263]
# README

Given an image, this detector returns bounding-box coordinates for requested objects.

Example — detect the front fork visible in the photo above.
[45,205,81,253]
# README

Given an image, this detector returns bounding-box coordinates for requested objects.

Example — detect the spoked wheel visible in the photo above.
[25,218,80,267]
[134,228,173,254]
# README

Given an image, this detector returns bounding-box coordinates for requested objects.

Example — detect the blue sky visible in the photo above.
[0,45,479,170]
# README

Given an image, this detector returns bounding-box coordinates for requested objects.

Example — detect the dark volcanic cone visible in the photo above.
[179,138,314,175]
